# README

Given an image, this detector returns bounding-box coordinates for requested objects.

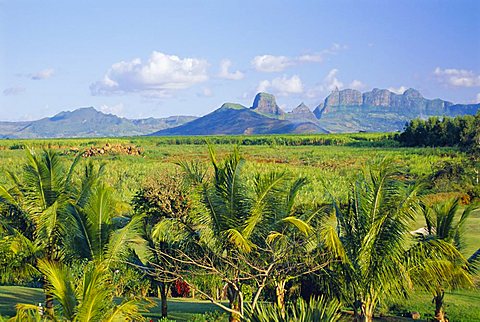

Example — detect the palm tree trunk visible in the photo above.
[160,282,168,318]
[275,280,287,319]
[352,299,373,322]
[434,290,446,322]
[226,283,243,322]
[363,299,375,322]
[44,250,55,318]
[44,275,54,318]
[45,292,54,317]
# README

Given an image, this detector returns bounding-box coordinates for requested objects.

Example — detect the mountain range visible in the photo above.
[152,88,479,135]
[0,108,196,138]
[0,88,479,138]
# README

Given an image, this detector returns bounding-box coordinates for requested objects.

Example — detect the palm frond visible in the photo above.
[75,264,112,322]
[104,298,145,322]
[467,248,480,274]
[104,214,145,268]
[281,216,312,236]
[38,259,77,320]
[225,228,255,253]
[243,171,286,238]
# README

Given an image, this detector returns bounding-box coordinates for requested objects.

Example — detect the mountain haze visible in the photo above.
[0,107,196,138]
[1,88,478,138]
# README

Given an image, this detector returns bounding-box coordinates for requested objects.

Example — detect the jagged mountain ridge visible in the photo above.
[153,89,479,136]
[1,88,479,138]
[0,107,197,138]
[312,87,479,132]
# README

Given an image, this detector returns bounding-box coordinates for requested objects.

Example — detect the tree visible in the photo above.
[12,259,145,322]
[245,296,341,322]
[154,147,319,322]
[131,172,194,318]
[0,149,144,317]
[323,160,422,322]
[0,149,83,316]
[412,198,476,322]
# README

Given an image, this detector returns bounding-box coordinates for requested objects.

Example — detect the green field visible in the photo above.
[0,134,469,205]
[0,134,478,321]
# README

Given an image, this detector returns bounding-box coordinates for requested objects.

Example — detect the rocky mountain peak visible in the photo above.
[324,88,363,111]
[220,103,246,110]
[313,103,324,119]
[362,88,393,107]
[403,88,423,99]
[251,92,285,115]
[292,102,311,114]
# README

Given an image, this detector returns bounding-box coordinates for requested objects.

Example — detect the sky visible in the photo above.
[1,0,479,121]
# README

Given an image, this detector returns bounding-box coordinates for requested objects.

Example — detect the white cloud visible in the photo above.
[31,68,54,80]
[99,103,124,115]
[306,69,346,98]
[324,69,343,91]
[476,93,480,103]
[3,86,26,96]
[349,80,367,90]
[251,55,292,72]
[251,43,347,73]
[256,75,303,96]
[90,51,209,97]
[197,87,214,97]
[257,80,271,93]
[325,43,348,54]
[297,54,323,63]
[388,86,408,94]
[434,67,480,87]
[218,59,244,80]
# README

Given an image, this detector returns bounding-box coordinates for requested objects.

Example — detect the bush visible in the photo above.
[188,311,228,322]
[245,296,342,322]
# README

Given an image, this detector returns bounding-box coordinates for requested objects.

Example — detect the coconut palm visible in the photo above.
[0,149,83,316]
[0,149,144,317]
[68,177,145,266]
[172,147,315,322]
[248,175,326,317]
[245,296,341,322]
[412,198,476,322]
[11,259,144,322]
[322,160,422,322]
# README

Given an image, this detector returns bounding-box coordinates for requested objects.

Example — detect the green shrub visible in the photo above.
[244,296,341,322]
[188,311,228,322]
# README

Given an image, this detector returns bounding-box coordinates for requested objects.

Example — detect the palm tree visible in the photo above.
[412,198,476,322]
[245,296,341,322]
[0,150,144,317]
[323,160,422,322]
[12,259,144,321]
[0,149,82,316]
[248,175,325,317]
[173,147,315,322]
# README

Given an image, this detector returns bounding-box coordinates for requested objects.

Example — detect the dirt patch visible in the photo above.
[73,143,143,157]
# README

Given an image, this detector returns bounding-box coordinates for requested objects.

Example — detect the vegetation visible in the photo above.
[397,113,479,151]
[0,133,479,321]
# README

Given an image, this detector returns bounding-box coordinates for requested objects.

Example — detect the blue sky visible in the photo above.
[1,0,479,121]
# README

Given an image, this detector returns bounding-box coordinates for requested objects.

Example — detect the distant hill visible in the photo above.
[1,88,479,138]
[0,107,196,138]
[151,101,325,136]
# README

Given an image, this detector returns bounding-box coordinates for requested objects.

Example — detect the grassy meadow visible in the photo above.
[0,133,478,321]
